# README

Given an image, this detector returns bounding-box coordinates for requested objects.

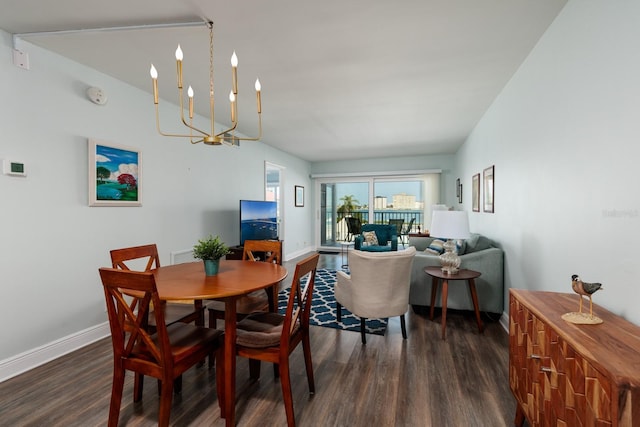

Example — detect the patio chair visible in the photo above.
[399,218,416,247]
[345,217,362,242]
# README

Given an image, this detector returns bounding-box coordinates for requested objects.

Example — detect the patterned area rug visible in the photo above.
[278,268,388,336]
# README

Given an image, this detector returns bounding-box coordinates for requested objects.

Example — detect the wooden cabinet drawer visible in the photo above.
[509,289,640,427]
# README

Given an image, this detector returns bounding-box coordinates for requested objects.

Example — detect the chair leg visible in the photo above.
[208,310,218,368]
[134,373,144,402]
[249,359,262,380]
[302,332,315,394]
[208,309,218,329]
[400,314,407,339]
[336,302,342,322]
[158,379,174,427]
[174,375,182,394]
[108,367,125,427]
[278,359,296,427]
[360,318,367,345]
[215,349,226,419]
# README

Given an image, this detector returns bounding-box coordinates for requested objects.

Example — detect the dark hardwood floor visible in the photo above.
[0,252,517,426]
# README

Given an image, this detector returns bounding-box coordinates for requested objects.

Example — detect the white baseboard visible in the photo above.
[0,322,110,383]
[283,245,315,262]
[499,311,509,333]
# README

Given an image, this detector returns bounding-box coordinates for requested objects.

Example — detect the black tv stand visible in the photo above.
[226,240,283,261]
[226,245,244,260]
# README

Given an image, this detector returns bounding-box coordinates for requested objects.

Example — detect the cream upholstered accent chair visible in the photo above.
[335,246,416,344]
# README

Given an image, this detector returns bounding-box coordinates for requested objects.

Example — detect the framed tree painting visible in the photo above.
[483,165,494,213]
[88,139,142,206]
[472,173,480,212]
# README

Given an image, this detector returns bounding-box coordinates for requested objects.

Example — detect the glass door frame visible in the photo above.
[314,173,438,251]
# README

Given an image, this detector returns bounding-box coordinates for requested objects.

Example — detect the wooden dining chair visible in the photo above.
[232,253,319,427]
[98,267,224,427]
[207,239,283,328]
[110,244,205,331]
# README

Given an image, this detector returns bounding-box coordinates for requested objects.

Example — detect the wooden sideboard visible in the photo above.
[509,289,640,427]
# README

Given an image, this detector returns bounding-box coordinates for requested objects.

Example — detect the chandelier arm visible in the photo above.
[154,104,204,140]
[177,86,209,137]
[221,114,263,141]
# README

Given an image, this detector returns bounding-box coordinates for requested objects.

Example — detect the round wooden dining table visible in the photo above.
[151,260,288,426]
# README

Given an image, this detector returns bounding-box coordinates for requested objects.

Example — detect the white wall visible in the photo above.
[455,1,640,325]
[0,31,312,370]
[310,154,457,202]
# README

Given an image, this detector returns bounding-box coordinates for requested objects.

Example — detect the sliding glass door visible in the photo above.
[316,173,440,250]
[319,181,369,248]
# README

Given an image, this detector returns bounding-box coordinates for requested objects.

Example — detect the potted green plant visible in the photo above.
[192,235,231,276]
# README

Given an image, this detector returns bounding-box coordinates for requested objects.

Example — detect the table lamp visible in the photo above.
[429,210,470,274]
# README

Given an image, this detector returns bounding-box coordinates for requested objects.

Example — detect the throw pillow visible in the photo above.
[362,231,379,246]
[424,238,445,255]
[464,233,492,253]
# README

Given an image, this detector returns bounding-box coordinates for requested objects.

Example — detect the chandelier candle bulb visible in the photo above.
[188,86,194,119]
[231,51,238,95]
[255,78,262,113]
[150,64,159,104]
[229,91,236,122]
[175,45,183,88]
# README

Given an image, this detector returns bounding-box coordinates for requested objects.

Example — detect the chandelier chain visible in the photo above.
[209,23,214,98]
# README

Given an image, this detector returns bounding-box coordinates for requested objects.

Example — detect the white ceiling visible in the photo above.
[0,0,566,162]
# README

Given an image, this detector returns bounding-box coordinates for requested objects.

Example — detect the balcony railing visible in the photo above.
[331,209,424,243]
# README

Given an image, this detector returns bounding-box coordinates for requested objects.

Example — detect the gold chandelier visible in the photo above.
[149,21,262,145]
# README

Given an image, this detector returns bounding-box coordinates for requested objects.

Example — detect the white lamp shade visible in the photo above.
[430,210,470,240]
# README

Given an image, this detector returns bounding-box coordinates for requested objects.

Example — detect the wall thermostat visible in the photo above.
[3,159,27,177]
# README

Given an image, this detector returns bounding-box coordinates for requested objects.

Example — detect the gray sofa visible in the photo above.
[408,233,504,314]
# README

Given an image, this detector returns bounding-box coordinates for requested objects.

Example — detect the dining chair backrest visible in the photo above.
[208,239,283,329]
[109,243,203,331]
[242,240,283,264]
[100,268,168,365]
[234,252,320,427]
[281,253,319,346]
[110,244,160,271]
[98,267,223,427]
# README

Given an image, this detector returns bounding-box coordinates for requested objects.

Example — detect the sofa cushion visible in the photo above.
[424,238,446,255]
[464,233,493,253]
[360,245,392,252]
[362,231,379,246]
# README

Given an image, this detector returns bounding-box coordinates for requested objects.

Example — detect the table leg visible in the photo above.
[441,278,449,340]
[467,278,484,333]
[223,298,237,426]
[194,299,204,326]
[341,245,349,268]
[429,276,439,321]
[267,283,279,313]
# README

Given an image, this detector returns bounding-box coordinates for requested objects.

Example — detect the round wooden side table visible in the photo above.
[424,266,484,339]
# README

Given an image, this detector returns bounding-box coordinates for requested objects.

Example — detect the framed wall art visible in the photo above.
[88,139,142,207]
[295,185,304,207]
[483,165,494,213]
[472,173,480,212]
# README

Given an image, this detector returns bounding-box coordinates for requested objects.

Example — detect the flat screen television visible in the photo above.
[239,200,278,246]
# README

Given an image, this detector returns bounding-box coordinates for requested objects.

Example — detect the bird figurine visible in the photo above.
[571,274,603,317]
